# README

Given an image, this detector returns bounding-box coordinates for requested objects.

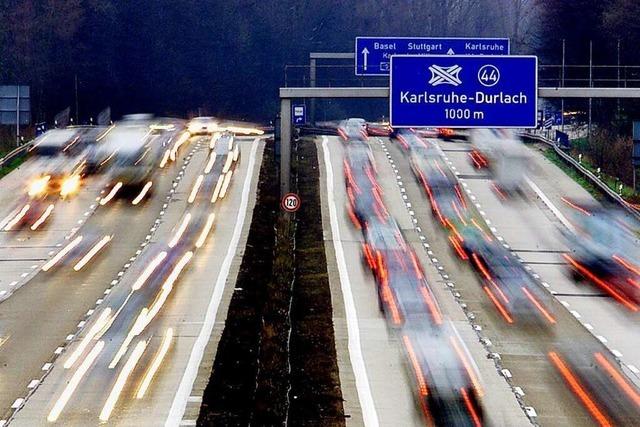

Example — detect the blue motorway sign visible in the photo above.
[390,55,538,128]
[292,104,306,125]
[356,37,510,76]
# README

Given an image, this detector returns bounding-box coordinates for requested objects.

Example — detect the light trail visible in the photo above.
[594,352,640,407]
[548,351,612,426]
[170,132,190,161]
[209,132,220,149]
[168,213,191,248]
[30,204,55,230]
[218,170,233,199]
[132,251,168,291]
[460,387,482,427]
[195,213,216,248]
[99,340,147,422]
[42,235,83,271]
[110,252,192,369]
[140,251,193,331]
[449,336,483,396]
[188,175,204,203]
[132,181,153,205]
[402,335,428,396]
[100,182,123,205]
[4,204,30,231]
[222,152,233,174]
[64,308,112,369]
[109,309,147,369]
[159,149,171,168]
[73,235,112,271]
[0,207,20,230]
[483,286,513,323]
[204,152,217,174]
[522,287,556,324]
[47,341,104,422]
[210,175,224,203]
[136,328,174,399]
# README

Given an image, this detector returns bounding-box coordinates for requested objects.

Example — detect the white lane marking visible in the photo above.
[321,136,379,426]
[166,139,260,426]
[525,176,575,232]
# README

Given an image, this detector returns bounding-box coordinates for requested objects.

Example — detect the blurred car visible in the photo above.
[188,117,218,135]
[562,204,640,310]
[361,218,443,327]
[29,128,84,157]
[549,344,640,426]
[98,121,162,193]
[366,122,391,137]
[451,223,557,325]
[469,129,529,193]
[338,118,368,141]
[343,141,387,227]
[402,321,484,426]
[409,146,468,227]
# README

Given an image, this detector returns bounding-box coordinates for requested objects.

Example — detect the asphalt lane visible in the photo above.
[11,137,264,426]
[319,135,528,426]
[422,137,637,426]
[0,136,198,422]
[0,159,106,299]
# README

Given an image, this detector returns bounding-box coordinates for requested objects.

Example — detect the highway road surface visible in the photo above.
[318,135,528,426]
[0,134,264,426]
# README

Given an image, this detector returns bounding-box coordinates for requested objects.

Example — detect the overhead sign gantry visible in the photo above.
[355,37,510,76]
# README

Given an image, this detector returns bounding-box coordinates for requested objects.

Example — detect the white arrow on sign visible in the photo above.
[362,47,370,71]
[447,48,455,55]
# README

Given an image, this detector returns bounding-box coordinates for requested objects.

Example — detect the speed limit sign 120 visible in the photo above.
[281,193,301,213]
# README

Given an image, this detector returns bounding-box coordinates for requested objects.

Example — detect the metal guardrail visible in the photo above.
[0,142,32,169]
[521,131,640,221]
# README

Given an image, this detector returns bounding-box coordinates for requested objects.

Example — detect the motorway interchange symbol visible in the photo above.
[428,64,463,86]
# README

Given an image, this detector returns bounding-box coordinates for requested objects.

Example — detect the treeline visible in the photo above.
[0,0,538,123]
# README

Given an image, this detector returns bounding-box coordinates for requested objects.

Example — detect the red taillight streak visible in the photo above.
[419,286,443,325]
[460,388,483,427]
[548,351,612,427]
[594,352,640,408]
[491,183,507,201]
[347,205,361,229]
[362,244,375,269]
[471,253,492,281]
[381,284,402,325]
[451,200,468,225]
[613,254,640,276]
[409,251,424,280]
[561,197,591,216]
[564,254,639,312]
[397,135,409,149]
[521,287,556,324]
[449,335,483,396]
[488,278,510,304]
[483,286,513,323]
[402,335,429,396]
[449,235,469,260]
[627,278,640,291]
[434,162,447,179]
[455,185,467,209]
[471,218,492,241]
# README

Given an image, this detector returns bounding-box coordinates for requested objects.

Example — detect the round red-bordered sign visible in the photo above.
[281,192,301,212]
